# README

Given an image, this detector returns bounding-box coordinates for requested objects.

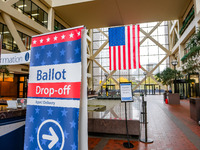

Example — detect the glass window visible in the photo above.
[38,8,44,25]
[0,74,3,81]
[54,20,65,31]
[140,56,148,65]
[21,32,31,50]
[0,23,2,35]
[0,22,31,52]
[140,46,148,56]
[24,0,32,17]
[43,12,48,27]
[13,40,19,52]
[20,76,25,81]
[92,21,169,90]
[149,46,158,55]
[149,55,158,64]
[31,3,38,21]
[14,0,24,13]
[3,25,13,51]
[13,0,48,28]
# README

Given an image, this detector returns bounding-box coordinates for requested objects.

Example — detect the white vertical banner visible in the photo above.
[79,29,88,150]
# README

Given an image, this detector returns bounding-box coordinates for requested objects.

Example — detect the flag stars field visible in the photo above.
[35,126,39,133]
[75,47,80,54]
[53,59,59,64]
[35,53,40,59]
[29,116,34,123]
[54,43,58,47]
[47,108,53,115]
[41,139,47,145]
[70,120,76,128]
[60,49,65,56]
[41,60,46,65]
[41,45,45,49]
[41,117,45,122]
[35,107,40,114]
[69,33,74,38]
[47,51,52,57]
[61,109,68,116]
[24,144,28,150]
[40,39,43,43]
[35,147,39,150]
[64,130,69,139]
[56,142,61,148]
[71,143,77,150]
[54,36,58,41]
[67,41,72,45]
[33,40,37,44]
[29,135,34,142]
[61,34,65,39]
[46,37,50,42]
[56,118,61,124]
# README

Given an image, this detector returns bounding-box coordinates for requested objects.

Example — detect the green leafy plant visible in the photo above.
[180,29,200,73]
[181,29,200,62]
[155,67,183,90]
[0,65,9,75]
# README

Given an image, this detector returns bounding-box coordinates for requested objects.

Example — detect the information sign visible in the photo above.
[120,82,133,102]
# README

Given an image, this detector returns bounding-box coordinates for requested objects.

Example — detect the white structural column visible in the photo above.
[178,44,185,66]
[87,29,93,89]
[1,12,26,52]
[48,8,55,31]
[79,29,88,150]
[194,0,200,16]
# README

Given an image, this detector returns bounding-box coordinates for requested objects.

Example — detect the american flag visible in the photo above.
[24,27,83,150]
[109,25,141,70]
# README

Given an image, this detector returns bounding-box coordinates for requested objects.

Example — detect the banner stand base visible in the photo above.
[123,142,134,148]
[140,138,154,143]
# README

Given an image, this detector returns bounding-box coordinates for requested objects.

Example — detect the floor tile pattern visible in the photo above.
[88,95,200,150]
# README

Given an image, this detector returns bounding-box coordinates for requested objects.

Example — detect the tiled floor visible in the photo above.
[88,95,200,150]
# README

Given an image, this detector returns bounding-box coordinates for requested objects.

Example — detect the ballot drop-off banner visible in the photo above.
[24,26,84,150]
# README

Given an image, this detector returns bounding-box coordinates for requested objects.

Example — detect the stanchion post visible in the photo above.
[140,101,154,143]
[123,102,134,148]
[141,93,145,124]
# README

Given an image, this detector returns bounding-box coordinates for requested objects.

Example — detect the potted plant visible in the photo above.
[155,67,182,104]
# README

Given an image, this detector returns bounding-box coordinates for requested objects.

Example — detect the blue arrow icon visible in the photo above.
[42,127,59,149]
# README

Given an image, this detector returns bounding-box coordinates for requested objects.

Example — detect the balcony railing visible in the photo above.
[179,7,195,36]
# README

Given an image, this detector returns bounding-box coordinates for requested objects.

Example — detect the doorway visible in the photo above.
[18,75,28,98]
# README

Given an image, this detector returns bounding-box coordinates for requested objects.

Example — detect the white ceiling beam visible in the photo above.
[90,39,108,60]
[95,70,116,91]
[140,22,162,45]
[97,28,108,38]
[169,20,177,35]
[93,59,119,84]
[140,28,171,55]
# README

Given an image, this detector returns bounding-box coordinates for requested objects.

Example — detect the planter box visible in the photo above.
[190,98,200,122]
[168,93,180,105]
